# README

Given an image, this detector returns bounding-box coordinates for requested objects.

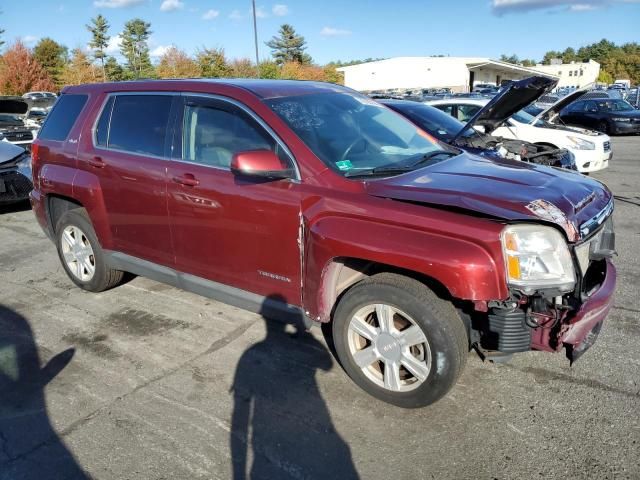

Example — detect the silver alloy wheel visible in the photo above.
[60,225,96,282]
[347,303,431,392]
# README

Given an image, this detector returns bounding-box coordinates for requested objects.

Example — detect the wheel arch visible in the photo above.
[310,256,457,324]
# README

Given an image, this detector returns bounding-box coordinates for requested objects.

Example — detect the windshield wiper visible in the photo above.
[372,150,458,173]
[343,150,458,178]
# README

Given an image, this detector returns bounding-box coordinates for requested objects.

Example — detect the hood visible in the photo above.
[534,88,589,123]
[364,152,612,242]
[0,97,29,115]
[452,76,557,141]
[0,141,27,165]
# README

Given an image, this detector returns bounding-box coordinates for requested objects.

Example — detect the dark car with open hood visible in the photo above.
[380,97,576,170]
[30,80,616,408]
[0,141,33,205]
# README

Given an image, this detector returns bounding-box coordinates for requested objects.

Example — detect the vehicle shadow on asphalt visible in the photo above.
[0,200,31,215]
[229,294,360,480]
[0,305,88,480]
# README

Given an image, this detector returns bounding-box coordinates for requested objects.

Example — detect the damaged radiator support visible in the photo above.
[485,308,532,353]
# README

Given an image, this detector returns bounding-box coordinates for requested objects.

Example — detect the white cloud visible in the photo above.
[21,35,39,45]
[320,26,352,37]
[491,0,640,14]
[150,45,172,57]
[93,0,144,8]
[569,3,598,9]
[272,4,289,15]
[229,9,244,20]
[160,0,184,12]
[105,34,123,54]
[202,8,219,19]
[255,6,268,18]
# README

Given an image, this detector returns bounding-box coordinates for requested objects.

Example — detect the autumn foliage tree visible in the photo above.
[60,48,100,86]
[156,46,200,78]
[0,40,55,95]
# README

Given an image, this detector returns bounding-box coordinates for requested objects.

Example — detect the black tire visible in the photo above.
[332,273,468,408]
[55,208,124,292]
[597,121,609,135]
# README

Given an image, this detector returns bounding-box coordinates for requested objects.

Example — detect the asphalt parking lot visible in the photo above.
[1,138,639,480]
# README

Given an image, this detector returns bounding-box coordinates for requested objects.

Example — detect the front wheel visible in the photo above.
[332,273,468,408]
[597,121,609,135]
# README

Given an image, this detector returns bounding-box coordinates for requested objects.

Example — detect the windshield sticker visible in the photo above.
[526,199,579,241]
[335,160,353,171]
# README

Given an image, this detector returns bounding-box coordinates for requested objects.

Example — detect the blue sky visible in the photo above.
[1,0,639,64]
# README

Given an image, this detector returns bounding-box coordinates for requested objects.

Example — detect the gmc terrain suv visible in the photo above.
[30,80,616,408]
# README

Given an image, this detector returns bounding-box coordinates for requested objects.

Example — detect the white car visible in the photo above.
[426,94,611,174]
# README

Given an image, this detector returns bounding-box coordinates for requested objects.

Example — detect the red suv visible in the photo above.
[30,80,616,408]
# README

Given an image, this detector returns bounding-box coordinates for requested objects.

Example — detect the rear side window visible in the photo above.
[38,94,88,141]
[106,95,172,157]
[95,96,114,147]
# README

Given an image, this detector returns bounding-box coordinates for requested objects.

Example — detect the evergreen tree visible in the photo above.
[104,56,127,81]
[196,48,232,78]
[87,14,110,80]
[33,38,67,88]
[120,18,153,79]
[265,24,311,65]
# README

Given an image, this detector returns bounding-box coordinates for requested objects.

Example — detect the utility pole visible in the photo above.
[252,0,260,75]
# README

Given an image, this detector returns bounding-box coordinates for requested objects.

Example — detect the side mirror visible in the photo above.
[230,150,294,180]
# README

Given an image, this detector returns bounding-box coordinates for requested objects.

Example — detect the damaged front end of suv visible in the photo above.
[474,204,615,364]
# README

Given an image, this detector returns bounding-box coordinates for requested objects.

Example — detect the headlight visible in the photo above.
[501,224,575,293]
[612,117,631,122]
[566,136,595,150]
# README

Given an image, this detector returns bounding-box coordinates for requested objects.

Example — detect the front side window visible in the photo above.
[456,104,480,122]
[597,99,634,112]
[181,102,281,168]
[266,92,445,176]
[107,95,172,157]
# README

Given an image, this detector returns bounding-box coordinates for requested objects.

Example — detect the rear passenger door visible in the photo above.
[166,94,302,304]
[77,93,175,266]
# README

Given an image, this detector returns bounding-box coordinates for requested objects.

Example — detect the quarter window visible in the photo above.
[106,95,172,157]
[38,94,88,142]
[181,102,283,169]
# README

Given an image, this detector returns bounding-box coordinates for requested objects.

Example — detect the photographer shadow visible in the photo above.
[0,305,87,480]
[230,294,360,480]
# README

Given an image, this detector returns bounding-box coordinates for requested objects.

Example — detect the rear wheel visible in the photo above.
[55,208,123,292]
[332,273,468,408]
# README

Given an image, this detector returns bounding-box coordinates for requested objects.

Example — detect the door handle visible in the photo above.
[172,174,200,187]
[87,156,106,168]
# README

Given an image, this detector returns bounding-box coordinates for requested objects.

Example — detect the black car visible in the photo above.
[380,98,576,170]
[0,141,33,205]
[560,98,640,135]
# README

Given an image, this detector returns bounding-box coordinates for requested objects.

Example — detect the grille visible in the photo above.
[0,171,33,201]
[603,141,611,152]
[2,130,33,142]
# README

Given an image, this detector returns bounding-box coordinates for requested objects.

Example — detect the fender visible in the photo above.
[71,169,114,249]
[302,214,509,322]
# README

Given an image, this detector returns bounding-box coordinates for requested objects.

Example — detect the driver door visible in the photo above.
[166,95,302,304]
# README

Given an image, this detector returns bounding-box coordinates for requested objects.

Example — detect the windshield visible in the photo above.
[598,99,634,112]
[511,108,545,127]
[0,114,24,124]
[265,92,445,176]
[386,102,476,142]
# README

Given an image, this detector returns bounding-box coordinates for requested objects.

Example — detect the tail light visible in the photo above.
[31,141,40,188]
